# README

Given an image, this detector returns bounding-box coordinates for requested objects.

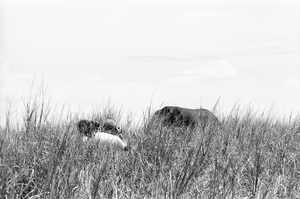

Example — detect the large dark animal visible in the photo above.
[153,106,220,130]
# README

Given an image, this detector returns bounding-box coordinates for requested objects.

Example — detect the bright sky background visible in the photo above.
[1,0,300,126]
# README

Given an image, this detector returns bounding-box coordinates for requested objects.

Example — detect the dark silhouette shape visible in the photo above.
[153,106,220,130]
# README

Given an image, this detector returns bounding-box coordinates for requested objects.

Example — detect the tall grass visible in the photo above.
[0,87,300,198]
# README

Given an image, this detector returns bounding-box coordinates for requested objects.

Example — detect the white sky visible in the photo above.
[1,0,300,125]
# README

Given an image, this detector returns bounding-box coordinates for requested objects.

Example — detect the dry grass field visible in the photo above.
[0,90,299,199]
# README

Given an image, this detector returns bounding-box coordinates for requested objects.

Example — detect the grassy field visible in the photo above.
[0,91,300,199]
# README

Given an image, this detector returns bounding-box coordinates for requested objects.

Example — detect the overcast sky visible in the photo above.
[1,0,299,125]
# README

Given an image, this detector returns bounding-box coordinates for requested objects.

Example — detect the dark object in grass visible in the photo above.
[153,106,220,130]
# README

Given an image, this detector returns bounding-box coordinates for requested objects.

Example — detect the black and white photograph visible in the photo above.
[0,0,299,198]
